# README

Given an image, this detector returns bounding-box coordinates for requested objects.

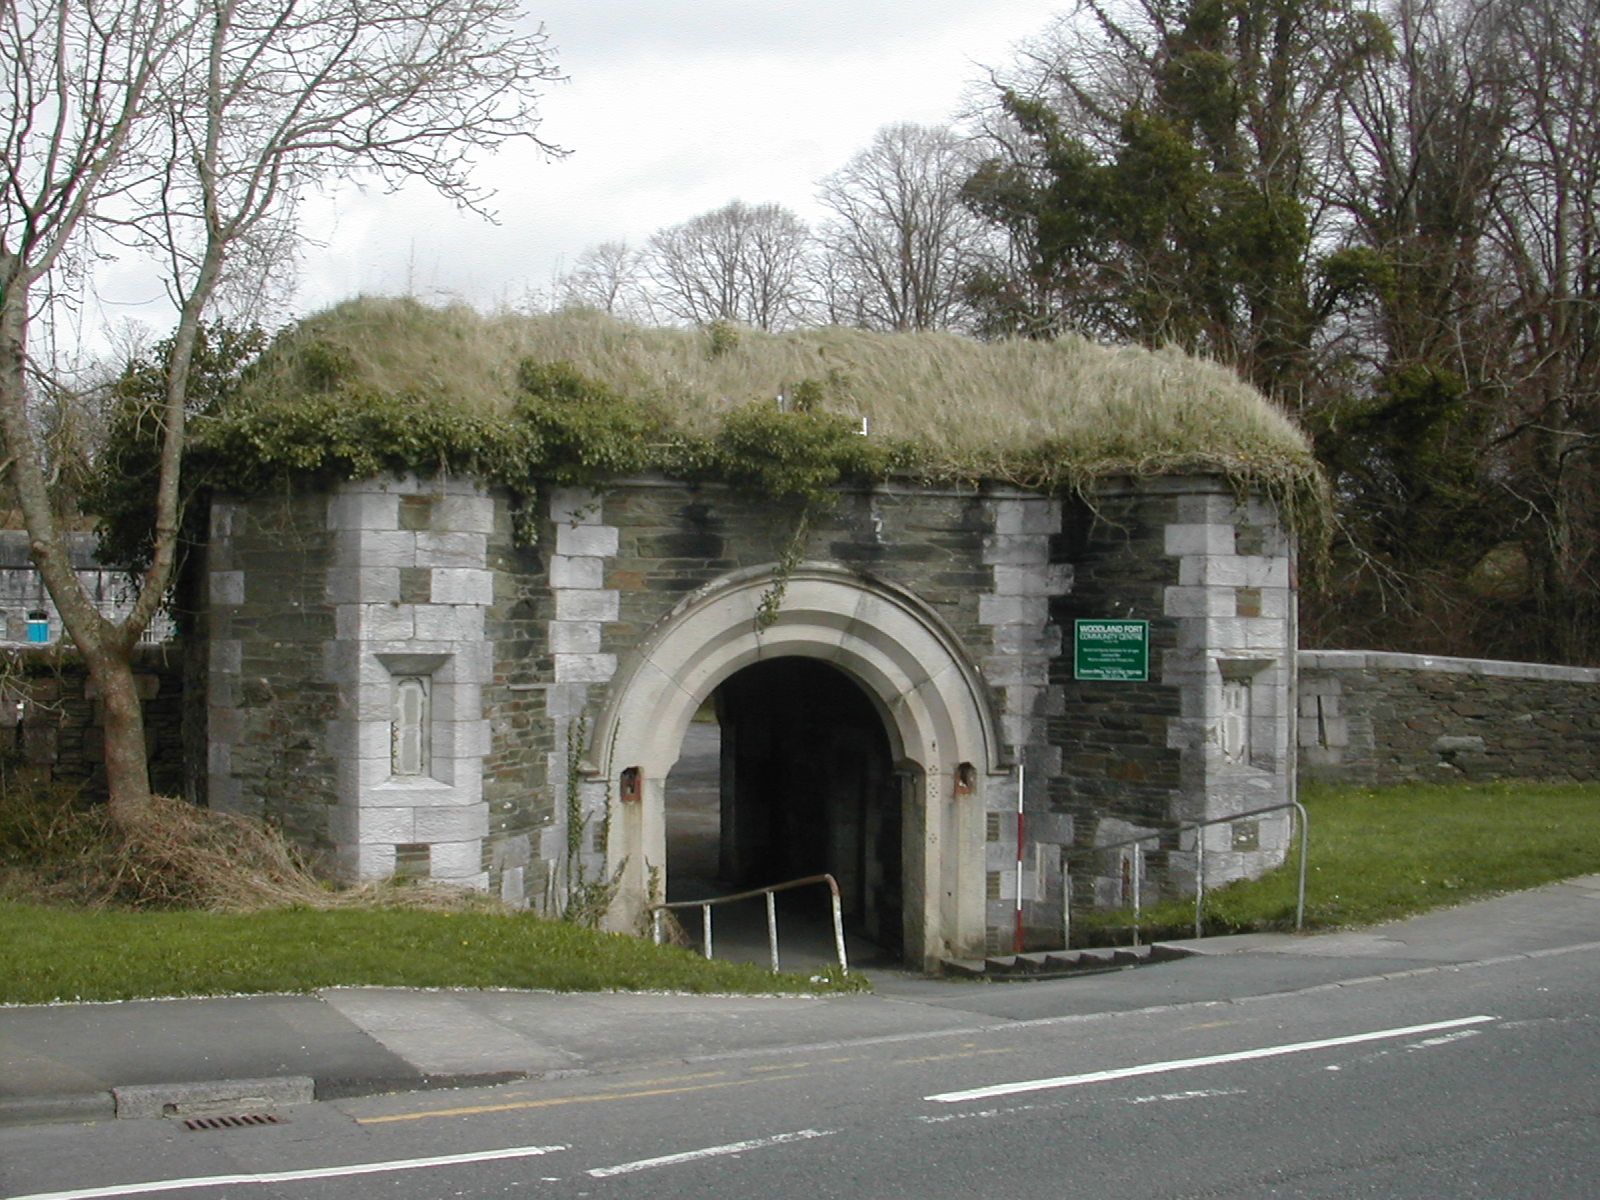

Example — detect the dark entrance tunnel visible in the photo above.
[664,656,903,959]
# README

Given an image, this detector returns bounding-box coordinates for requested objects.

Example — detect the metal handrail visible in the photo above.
[647,873,849,976]
[1060,800,1309,947]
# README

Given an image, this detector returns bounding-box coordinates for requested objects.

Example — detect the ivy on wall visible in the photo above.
[98,357,925,556]
[92,329,1329,598]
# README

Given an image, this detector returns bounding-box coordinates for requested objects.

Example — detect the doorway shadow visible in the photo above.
[664,716,902,974]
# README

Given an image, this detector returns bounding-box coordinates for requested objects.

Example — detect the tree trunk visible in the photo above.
[1,259,155,823]
[86,645,156,820]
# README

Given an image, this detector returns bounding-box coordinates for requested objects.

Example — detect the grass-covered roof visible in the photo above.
[212,296,1325,531]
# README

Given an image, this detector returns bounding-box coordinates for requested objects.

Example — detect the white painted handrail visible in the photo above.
[647,873,849,976]
[1060,801,1309,948]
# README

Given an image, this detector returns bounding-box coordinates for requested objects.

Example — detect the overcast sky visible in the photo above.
[249,0,1057,323]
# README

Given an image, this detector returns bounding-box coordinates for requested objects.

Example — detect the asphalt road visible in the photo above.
[3,945,1595,1199]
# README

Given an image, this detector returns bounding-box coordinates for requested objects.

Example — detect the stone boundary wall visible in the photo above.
[0,644,185,797]
[1298,650,1600,785]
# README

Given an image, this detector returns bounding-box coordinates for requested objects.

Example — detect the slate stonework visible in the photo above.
[1299,651,1600,784]
[25,470,1597,961]
[0,644,183,798]
[200,471,1300,959]
[203,490,340,857]
[1049,479,1297,913]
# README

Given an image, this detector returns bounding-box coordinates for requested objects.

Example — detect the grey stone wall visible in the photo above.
[207,477,497,884]
[204,490,340,855]
[1049,479,1296,918]
[0,644,184,797]
[323,478,496,887]
[204,471,1299,956]
[481,491,558,909]
[547,479,1013,921]
[1298,651,1600,785]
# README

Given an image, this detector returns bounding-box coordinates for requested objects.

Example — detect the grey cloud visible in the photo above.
[543,0,993,61]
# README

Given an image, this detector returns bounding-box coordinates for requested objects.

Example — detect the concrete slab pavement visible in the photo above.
[1157,873,1600,961]
[4,875,1597,1128]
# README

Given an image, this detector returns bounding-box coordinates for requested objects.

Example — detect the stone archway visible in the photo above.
[590,564,1001,967]
[707,657,902,954]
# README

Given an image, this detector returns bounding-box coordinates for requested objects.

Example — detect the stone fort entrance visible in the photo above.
[202,473,1299,971]
[592,565,999,966]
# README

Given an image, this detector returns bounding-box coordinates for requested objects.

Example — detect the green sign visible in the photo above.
[1074,619,1149,681]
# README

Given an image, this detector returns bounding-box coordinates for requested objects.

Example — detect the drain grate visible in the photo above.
[182,1113,283,1131]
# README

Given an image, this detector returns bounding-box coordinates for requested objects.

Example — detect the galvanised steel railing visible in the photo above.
[648,873,849,976]
[1061,800,1309,948]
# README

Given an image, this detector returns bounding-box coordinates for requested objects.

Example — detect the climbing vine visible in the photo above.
[699,399,915,625]
[559,715,624,927]
[134,360,926,581]
[96,329,1328,592]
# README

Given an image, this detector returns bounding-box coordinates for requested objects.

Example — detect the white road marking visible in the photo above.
[3,1144,569,1200]
[918,1106,1019,1124]
[585,1129,835,1178]
[1125,1088,1247,1105]
[1407,1029,1482,1050]
[926,1015,1497,1103]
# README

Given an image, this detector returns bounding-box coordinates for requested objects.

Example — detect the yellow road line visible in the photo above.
[594,1070,728,1090]
[899,1047,1019,1066]
[356,1077,765,1125]
[356,1040,1015,1126]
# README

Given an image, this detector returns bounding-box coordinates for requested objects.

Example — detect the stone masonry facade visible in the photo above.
[19,476,1594,947]
[1048,480,1296,922]
[206,478,496,884]
[199,471,1298,958]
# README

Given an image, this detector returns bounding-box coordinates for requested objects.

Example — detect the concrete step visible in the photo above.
[941,941,1194,981]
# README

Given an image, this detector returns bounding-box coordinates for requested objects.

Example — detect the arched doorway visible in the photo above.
[592,565,1000,968]
[667,658,903,956]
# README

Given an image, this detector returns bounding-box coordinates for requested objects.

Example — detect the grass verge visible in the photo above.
[0,903,862,1005]
[0,787,867,1004]
[1072,779,1600,945]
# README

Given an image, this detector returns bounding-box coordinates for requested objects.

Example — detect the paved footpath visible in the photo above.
[4,875,1598,1126]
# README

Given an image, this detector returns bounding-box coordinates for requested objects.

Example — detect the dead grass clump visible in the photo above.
[0,786,501,913]
[99,793,333,910]
[0,786,325,910]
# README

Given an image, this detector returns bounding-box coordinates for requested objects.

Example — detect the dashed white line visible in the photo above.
[1407,1029,1483,1050]
[5,1144,570,1200]
[918,1106,1026,1124]
[926,1015,1497,1103]
[1125,1088,1247,1105]
[585,1129,836,1178]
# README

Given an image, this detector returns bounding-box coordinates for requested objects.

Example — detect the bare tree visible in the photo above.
[0,0,563,821]
[1483,0,1600,660]
[814,123,987,332]
[557,240,645,318]
[641,201,813,331]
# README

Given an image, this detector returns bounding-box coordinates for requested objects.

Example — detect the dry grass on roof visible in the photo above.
[248,295,1318,489]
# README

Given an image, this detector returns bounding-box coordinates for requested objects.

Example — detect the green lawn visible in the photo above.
[1074,779,1600,944]
[0,904,859,1005]
[5,780,1597,1001]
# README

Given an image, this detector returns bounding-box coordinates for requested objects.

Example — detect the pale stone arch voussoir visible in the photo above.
[591,563,1001,966]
